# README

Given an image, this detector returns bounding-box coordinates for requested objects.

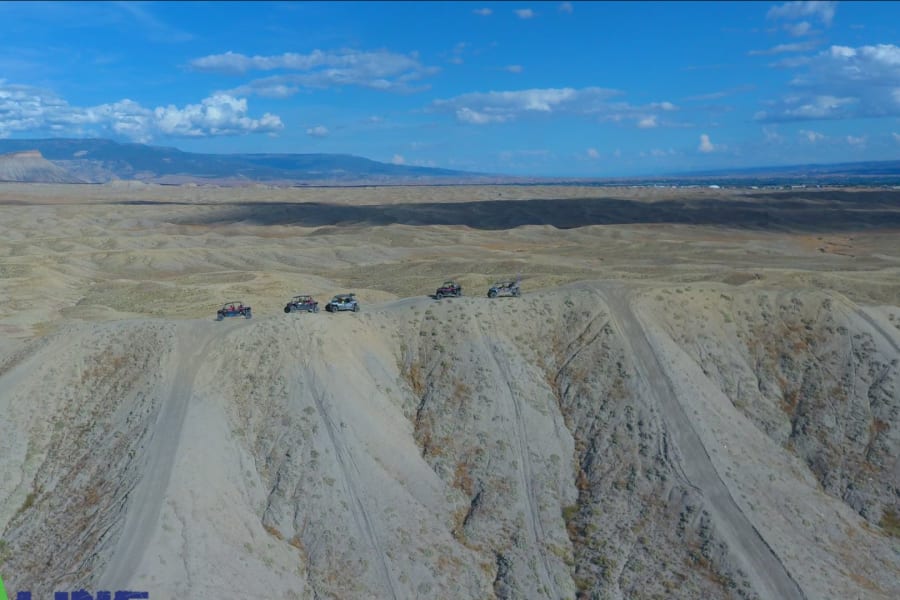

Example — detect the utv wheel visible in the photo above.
[284,306,292,314]
[313,305,319,313]
[436,292,443,300]
[488,291,497,298]
[245,311,252,319]
[353,304,360,312]
[216,314,224,321]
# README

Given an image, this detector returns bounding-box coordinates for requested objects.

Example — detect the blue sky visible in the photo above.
[1,1,899,176]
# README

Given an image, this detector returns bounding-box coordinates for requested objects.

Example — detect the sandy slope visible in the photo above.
[1,183,899,599]
[1,283,897,599]
[601,284,803,599]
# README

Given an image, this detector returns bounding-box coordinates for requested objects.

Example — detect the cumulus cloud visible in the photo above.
[153,94,283,137]
[767,1,836,27]
[473,8,492,16]
[391,154,405,165]
[846,134,866,146]
[748,41,820,56]
[800,129,825,142]
[190,49,439,95]
[559,2,574,13]
[432,86,679,128]
[637,115,658,128]
[306,125,329,138]
[505,65,524,73]
[756,44,900,121]
[586,147,599,159]
[0,81,282,141]
[698,133,716,153]
[515,9,535,19]
[894,132,900,143]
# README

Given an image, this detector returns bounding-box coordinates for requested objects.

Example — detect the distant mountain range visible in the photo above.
[0,138,898,186]
[0,138,495,185]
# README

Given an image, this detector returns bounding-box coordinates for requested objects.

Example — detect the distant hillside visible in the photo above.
[659,160,900,186]
[0,150,83,183]
[0,138,491,185]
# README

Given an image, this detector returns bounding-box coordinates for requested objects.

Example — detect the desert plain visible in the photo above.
[0,181,898,599]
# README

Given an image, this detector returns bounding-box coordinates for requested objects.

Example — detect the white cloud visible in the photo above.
[559,2,574,13]
[846,134,866,146]
[515,9,535,19]
[787,21,813,36]
[748,41,819,56]
[763,126,783,142]
[505,65,524,73]
[757,44,900,121]
[306,125,329,138]
[391,154,405,165]
[432,86,679,127]
[698,133,716,153]
[799,129,825,142]
[0,81,282,141]
[685,85,756,102]
[586,148,599,159]
[767,1,836,27]
[637,115,658,128]
[456,107,510,124]
[191,49,439,95]
[473,8,492,16]
[154,94,283,137]
[893,132,900,143]
[117,2,194,43]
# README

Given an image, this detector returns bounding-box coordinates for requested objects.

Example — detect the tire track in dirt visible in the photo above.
[296,324,399,600]
[855,307,900,355]
[98,319,224,590]
[596,282,805,600]
[480,310,559,599]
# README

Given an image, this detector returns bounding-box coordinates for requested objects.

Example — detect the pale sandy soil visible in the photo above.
[0,182,898,599]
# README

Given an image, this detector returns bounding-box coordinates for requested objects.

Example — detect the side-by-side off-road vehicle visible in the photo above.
[434,281,463,299]
[217,301,252,320]
[325,293,360,313]
[284,295,319,313]
[487,281,521,298]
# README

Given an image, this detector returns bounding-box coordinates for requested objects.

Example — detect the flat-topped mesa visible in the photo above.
[1,150,44,159]
[0,149,83,183]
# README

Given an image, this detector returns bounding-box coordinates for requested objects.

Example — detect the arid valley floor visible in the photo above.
[0,182,898,599]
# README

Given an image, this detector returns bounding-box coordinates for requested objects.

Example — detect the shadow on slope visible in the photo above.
[168,192,900,232]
